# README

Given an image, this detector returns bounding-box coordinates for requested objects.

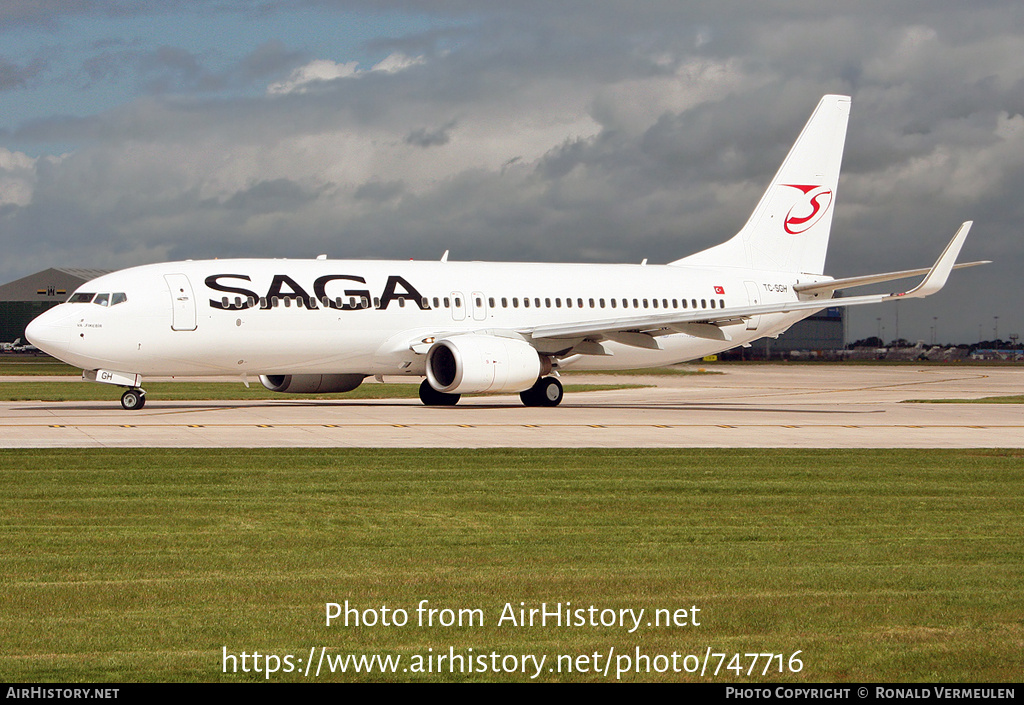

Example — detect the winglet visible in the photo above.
[895,221,973,299]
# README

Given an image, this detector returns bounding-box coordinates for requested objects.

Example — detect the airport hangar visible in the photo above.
[0,268,110,344]
[0,268,844,354]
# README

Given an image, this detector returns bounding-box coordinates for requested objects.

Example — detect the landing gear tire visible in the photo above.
[121,388,146,410]
[419,379,460,406]
[520,376,563,407]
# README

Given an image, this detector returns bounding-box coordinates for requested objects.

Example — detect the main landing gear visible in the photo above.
[120,388,146,410]
[418,379,460,406]
[519,377,563,407]
[417,376,564,407]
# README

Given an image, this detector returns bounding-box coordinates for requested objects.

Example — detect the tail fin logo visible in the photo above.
[782,184,833,235]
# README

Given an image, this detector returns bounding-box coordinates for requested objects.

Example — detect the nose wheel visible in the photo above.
[120,388,146,410]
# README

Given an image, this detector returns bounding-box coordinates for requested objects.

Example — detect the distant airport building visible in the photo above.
[0,268,110,344]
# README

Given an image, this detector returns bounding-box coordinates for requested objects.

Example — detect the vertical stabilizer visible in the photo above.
[673,95,851,274]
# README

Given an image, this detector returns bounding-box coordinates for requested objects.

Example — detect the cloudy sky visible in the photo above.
[1,1,1021,344]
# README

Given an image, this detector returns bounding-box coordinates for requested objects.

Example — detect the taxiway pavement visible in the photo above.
[1,365,1021,448]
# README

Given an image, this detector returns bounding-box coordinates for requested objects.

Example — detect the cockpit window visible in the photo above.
[111,292,128,306]
[94,293,110,307]
[69,292,95,303]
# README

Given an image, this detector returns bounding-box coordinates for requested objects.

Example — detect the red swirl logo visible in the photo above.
[783,184,833,235]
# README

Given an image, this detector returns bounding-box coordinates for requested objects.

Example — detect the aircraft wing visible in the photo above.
[521,222,975,349]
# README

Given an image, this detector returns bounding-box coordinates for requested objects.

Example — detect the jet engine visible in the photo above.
[425,334,543,394]
[259,374,365,394]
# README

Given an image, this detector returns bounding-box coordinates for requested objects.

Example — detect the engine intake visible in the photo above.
[426,335,542,394]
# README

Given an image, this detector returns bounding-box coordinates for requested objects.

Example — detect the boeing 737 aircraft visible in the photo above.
[26,95,983,410]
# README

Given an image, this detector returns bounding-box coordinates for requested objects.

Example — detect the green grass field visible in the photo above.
[0,359,80,375]
[1,448,1021,683]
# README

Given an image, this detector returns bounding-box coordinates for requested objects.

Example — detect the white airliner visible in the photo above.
[26,95,983,410]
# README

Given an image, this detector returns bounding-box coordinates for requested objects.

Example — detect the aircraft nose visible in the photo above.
[25,306,73,357]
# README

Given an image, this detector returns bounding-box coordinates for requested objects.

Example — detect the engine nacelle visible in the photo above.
[426,334,542,394]
[259,374,365,394]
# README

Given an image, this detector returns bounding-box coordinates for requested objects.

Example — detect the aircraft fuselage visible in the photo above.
[28,258,822,377]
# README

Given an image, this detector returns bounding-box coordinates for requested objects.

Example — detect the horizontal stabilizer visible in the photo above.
[795,226,984,296]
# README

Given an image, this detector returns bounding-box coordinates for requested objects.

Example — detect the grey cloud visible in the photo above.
[355,180,405,202]
[0,56,46,90]
[81,45,219,93]
[240,40,307,81]
[221,178,320,215]
[405,120,456,148]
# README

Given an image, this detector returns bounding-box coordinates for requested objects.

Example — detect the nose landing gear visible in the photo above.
[120,388,146,410]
